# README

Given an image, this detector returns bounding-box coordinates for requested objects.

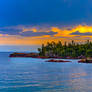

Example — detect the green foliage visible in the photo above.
[38,40,92,58]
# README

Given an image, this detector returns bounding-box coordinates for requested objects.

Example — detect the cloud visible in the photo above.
[0,26,57,37]
[1,24,92,45]
[1,24,92,38]
[50,25,92,37]
[20,31,57,37]
[22,28,37,33]
[71,31,92,36]
[0,27,22,36]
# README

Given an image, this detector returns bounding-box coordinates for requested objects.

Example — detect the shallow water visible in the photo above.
[0,52,92,92]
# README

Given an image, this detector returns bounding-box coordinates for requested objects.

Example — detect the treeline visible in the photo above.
[38,40,92,58]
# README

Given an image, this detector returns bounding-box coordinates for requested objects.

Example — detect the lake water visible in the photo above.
[0,52,92,92]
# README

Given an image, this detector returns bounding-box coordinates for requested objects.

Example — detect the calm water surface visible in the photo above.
[0,52,92,92]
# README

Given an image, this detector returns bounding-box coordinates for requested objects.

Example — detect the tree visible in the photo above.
[38,40,92,58]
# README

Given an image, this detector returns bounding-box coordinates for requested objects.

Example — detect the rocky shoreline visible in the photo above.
[9,52,92,63]
[9,52,85,59]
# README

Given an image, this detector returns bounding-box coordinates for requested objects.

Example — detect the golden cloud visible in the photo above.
[0,24,92,45]
[51,25,92,37]
[22,27,37,33]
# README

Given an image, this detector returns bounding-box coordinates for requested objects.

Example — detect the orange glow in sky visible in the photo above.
[0,25,92,45]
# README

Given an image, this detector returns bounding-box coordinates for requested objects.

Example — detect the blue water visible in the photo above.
[0,52,92,92]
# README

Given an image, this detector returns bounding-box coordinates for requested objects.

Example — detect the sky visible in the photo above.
[0,0,92,51]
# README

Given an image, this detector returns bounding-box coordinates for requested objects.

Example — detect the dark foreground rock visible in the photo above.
[46,59,71,63]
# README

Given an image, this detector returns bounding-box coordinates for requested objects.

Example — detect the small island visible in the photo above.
[9,40,92,63]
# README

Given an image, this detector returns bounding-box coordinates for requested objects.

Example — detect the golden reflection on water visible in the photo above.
[68,68,92,92]
[71,73,87,78]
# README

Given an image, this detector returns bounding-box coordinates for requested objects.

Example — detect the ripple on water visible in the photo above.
[0,53,92,92]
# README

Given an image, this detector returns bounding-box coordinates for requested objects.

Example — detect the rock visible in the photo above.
[78,59,92,63]
[46,59,71,62]
[9,52,39,57]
